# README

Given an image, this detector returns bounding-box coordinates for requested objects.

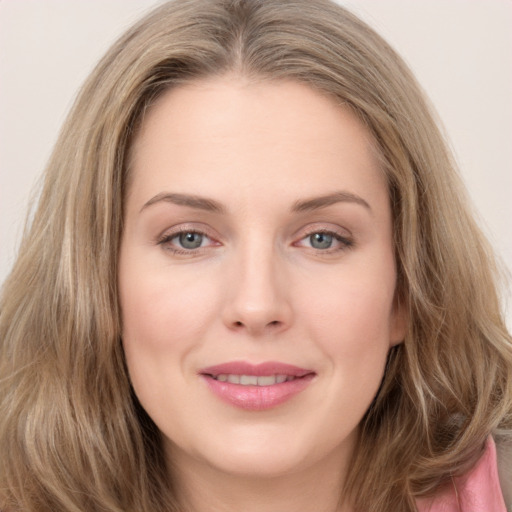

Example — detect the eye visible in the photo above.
[295,229,354,253]
[157,227,219,255]
[176,232,206,249]
[309,232,334,250]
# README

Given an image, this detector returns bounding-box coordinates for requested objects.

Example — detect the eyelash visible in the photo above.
[157,227,218,256]
[296,228,354,254]
[156,227,354,256]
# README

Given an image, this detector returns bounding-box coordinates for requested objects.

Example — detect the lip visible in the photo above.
[199,361,315,411]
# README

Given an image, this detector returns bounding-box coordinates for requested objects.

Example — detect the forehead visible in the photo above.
[127,77,388,213]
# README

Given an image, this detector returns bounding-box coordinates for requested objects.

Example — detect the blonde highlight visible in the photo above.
[1,1,511,511]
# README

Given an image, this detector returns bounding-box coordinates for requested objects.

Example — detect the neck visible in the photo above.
[168,447,353,512]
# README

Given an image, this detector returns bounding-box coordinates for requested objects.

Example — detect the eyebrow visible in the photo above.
[140,192,226,214]
[292,191,372,213]
[140,190,371,215]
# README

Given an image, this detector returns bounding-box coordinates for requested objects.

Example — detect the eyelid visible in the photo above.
[155,222,354,256]
[292,224,354,252]
[156,223,222,254]
[293,222,352,239]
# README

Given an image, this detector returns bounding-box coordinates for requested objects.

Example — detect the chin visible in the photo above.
[207,446,309,479]
[176,423,343,479]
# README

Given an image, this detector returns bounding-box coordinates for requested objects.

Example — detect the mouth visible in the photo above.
[209,374,298,385]
[199,361,316,410]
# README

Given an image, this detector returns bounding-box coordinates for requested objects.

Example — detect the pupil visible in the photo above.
[179,232,203,249]
[310,233,332,249]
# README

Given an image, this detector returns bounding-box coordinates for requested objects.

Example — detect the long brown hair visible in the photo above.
[1,1,511,511]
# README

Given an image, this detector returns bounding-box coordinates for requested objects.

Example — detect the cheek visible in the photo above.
[300,268,397,362]
[118,261,224,406]
[120,264,219,347]
[118,266,218,420]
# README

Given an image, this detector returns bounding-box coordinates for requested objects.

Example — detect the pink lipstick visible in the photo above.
[199,361,315,411]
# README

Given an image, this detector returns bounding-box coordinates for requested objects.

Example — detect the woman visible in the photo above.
[0,1,510,511]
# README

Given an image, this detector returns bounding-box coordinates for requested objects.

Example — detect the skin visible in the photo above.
[119,76,406,512]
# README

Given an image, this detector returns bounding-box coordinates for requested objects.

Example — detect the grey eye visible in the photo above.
[309,233,333,249]
[178,232,204,249]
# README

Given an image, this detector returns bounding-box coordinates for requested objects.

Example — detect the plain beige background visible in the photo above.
[1,0,511,324]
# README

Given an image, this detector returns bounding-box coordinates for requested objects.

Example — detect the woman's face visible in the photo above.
[119,77,406,479]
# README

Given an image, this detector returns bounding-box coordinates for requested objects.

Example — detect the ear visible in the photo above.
[389,294,408,347]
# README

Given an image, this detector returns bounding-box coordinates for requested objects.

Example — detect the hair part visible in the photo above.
[1,1,511,511]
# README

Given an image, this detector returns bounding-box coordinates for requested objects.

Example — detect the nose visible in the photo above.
[222,242,293,336]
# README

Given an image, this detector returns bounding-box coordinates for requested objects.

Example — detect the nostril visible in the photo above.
[231,319,281,330]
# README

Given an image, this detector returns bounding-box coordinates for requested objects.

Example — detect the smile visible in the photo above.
[200,361,315,410]
[212,374,295,385]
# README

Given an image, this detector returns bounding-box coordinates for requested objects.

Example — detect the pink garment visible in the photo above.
[416,437,506,512]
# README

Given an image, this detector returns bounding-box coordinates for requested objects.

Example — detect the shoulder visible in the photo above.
[417,437,509,512]
[496,435,512,511]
